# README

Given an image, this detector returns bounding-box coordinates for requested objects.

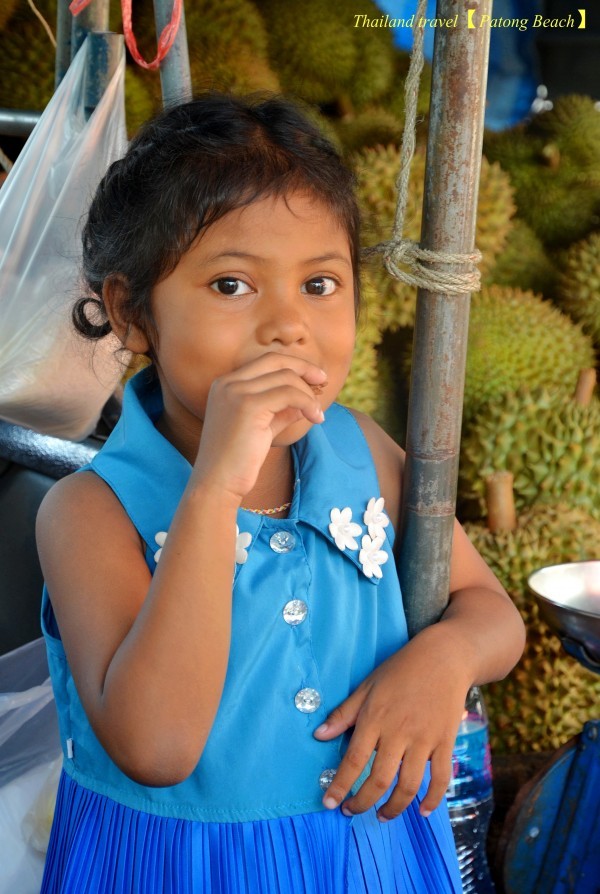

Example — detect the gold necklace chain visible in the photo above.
[242,501,292,516]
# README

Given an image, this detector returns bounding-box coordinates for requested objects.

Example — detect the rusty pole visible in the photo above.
[398,0,493,637]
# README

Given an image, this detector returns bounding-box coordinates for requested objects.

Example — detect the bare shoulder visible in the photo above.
[345,408,405,532]
[36,470,151,709]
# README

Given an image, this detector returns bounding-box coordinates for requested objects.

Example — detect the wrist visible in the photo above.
[184,475,243,514]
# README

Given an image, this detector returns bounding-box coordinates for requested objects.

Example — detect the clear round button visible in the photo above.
[283,599,308,626]
[319,769,337,791]
[294,688,321,713]
[270,531,296,553]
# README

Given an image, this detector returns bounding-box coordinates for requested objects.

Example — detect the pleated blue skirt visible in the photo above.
[41,771,461,893]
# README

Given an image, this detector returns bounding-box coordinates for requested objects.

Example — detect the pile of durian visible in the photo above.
[3,0,599,755]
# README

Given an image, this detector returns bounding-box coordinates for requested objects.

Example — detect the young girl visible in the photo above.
[37,93,525,893]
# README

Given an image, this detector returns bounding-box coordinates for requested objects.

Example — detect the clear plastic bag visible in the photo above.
[0,638,61,894]
[0,38,128,440]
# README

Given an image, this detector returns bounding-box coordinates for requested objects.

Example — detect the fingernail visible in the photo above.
[420,808,432,818]
[323,796,338,810]
[377,813,390,823]
[314,722,329,735]
[341,805,353,817]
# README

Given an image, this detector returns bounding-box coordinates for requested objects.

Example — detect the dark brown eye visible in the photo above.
[210,278,252,297]
[303,277,337,297]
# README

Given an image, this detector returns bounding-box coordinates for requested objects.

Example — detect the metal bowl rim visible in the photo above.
[527,560,600,619]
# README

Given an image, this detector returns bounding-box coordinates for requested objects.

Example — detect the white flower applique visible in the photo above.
[359,534,389,579]
[363,497,390,541]
[329,507,362,551]
[154,531,168,563]
[236,525,252,565]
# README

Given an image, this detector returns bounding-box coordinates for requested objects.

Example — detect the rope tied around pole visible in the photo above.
[362,0,482,296]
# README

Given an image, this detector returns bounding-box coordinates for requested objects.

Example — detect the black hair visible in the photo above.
[74,91,362,359]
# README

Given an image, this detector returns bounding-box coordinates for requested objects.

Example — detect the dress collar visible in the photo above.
[91,369,392,584]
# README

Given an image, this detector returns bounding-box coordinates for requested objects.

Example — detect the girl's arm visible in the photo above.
[314,410,525,820]
[37,353,327,787]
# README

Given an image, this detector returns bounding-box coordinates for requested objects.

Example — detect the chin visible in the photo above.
[271,418,315,447]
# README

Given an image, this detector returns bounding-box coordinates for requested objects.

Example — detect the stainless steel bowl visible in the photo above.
[528,561,600,668]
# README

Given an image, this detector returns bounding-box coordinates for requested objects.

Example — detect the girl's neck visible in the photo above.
[155,412,295,517]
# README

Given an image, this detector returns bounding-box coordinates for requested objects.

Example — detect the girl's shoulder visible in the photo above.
[344,408,405,534]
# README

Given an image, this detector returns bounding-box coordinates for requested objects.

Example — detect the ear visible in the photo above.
[102,275,151,354]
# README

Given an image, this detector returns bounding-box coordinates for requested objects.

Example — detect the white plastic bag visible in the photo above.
[0,638,61,894]
[0,38,128,440]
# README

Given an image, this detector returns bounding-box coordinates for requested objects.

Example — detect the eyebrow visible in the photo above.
[202,250,352,267]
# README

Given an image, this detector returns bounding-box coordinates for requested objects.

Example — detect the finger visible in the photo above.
[247,385,324,427]
[223,352,328,386]
[313,688,367,740]
[341,747,400,816]
[321,728,377,811]
[417,747,453,818]
[376,750,429,821]
[227,368,323,404]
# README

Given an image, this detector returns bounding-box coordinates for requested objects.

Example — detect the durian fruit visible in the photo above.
[459,372,600,521]
[483,97,600,247]
[124,67,160,138]
[354,146,516,329]
[372,328,412,446]
[459,286,596,423]
[136,0,280,96]
[555,232,600,349]
[334,108,404,156]
[338,271,383,414]
[255,0,395,111]
[465,476,600,753]
[0,8,55,111]
[0,0,20,31]
[483,218,558,298]
[255,0,357,105]
[379,49,432,138]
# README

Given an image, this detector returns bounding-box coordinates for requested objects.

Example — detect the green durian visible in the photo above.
[465,502,600,753]
[336,1,396,110]
[461,286,596,423]
[458,384,600,521]
[484,218,558,297]
[0,0,20,31]
[124,67,160,138]
[136,0,279,96]
[484,99,600,247]
[334,107,404,155]
[338,271,384,414]
[0,13,55,111]
[555,232,600,348]
[255,0,357,105]
[354,146,516,329]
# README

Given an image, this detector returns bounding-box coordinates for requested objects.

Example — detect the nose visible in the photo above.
[255,291,309,347]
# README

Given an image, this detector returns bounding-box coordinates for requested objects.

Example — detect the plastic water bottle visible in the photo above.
[446,686,496,893]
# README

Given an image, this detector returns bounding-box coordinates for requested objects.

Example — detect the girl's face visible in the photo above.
[148,191,356,449]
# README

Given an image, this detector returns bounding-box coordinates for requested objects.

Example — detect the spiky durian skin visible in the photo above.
[124,67,160,138]
[354,146,516,329]
[483,99,600,247]
[0,15,55,111]
[484,218,558,297]
[255,0,357,105]
[135,0,279,96]
[335,108,404,156]
[338,272,383,415]
[458,387,600,522]
[555,232,600,348]
[0,0,20,30]
[334,0,395,109]
[465,504,600,753]
[459,286,596,424]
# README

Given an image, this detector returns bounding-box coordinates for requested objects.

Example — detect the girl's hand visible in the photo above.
[314,625,471,820]
[192,352,328,500]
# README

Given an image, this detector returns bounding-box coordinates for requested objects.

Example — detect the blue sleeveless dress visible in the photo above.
[40,370,461,893]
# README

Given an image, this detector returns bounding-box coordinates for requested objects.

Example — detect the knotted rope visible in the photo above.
[362,0,482,295]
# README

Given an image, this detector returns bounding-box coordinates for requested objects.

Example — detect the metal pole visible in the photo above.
[0,110,42,138]
[71,0,110,60]
[153,0,192,106]
[398,0,493,637]
[83,32,124,121]
[55,0,72,88]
